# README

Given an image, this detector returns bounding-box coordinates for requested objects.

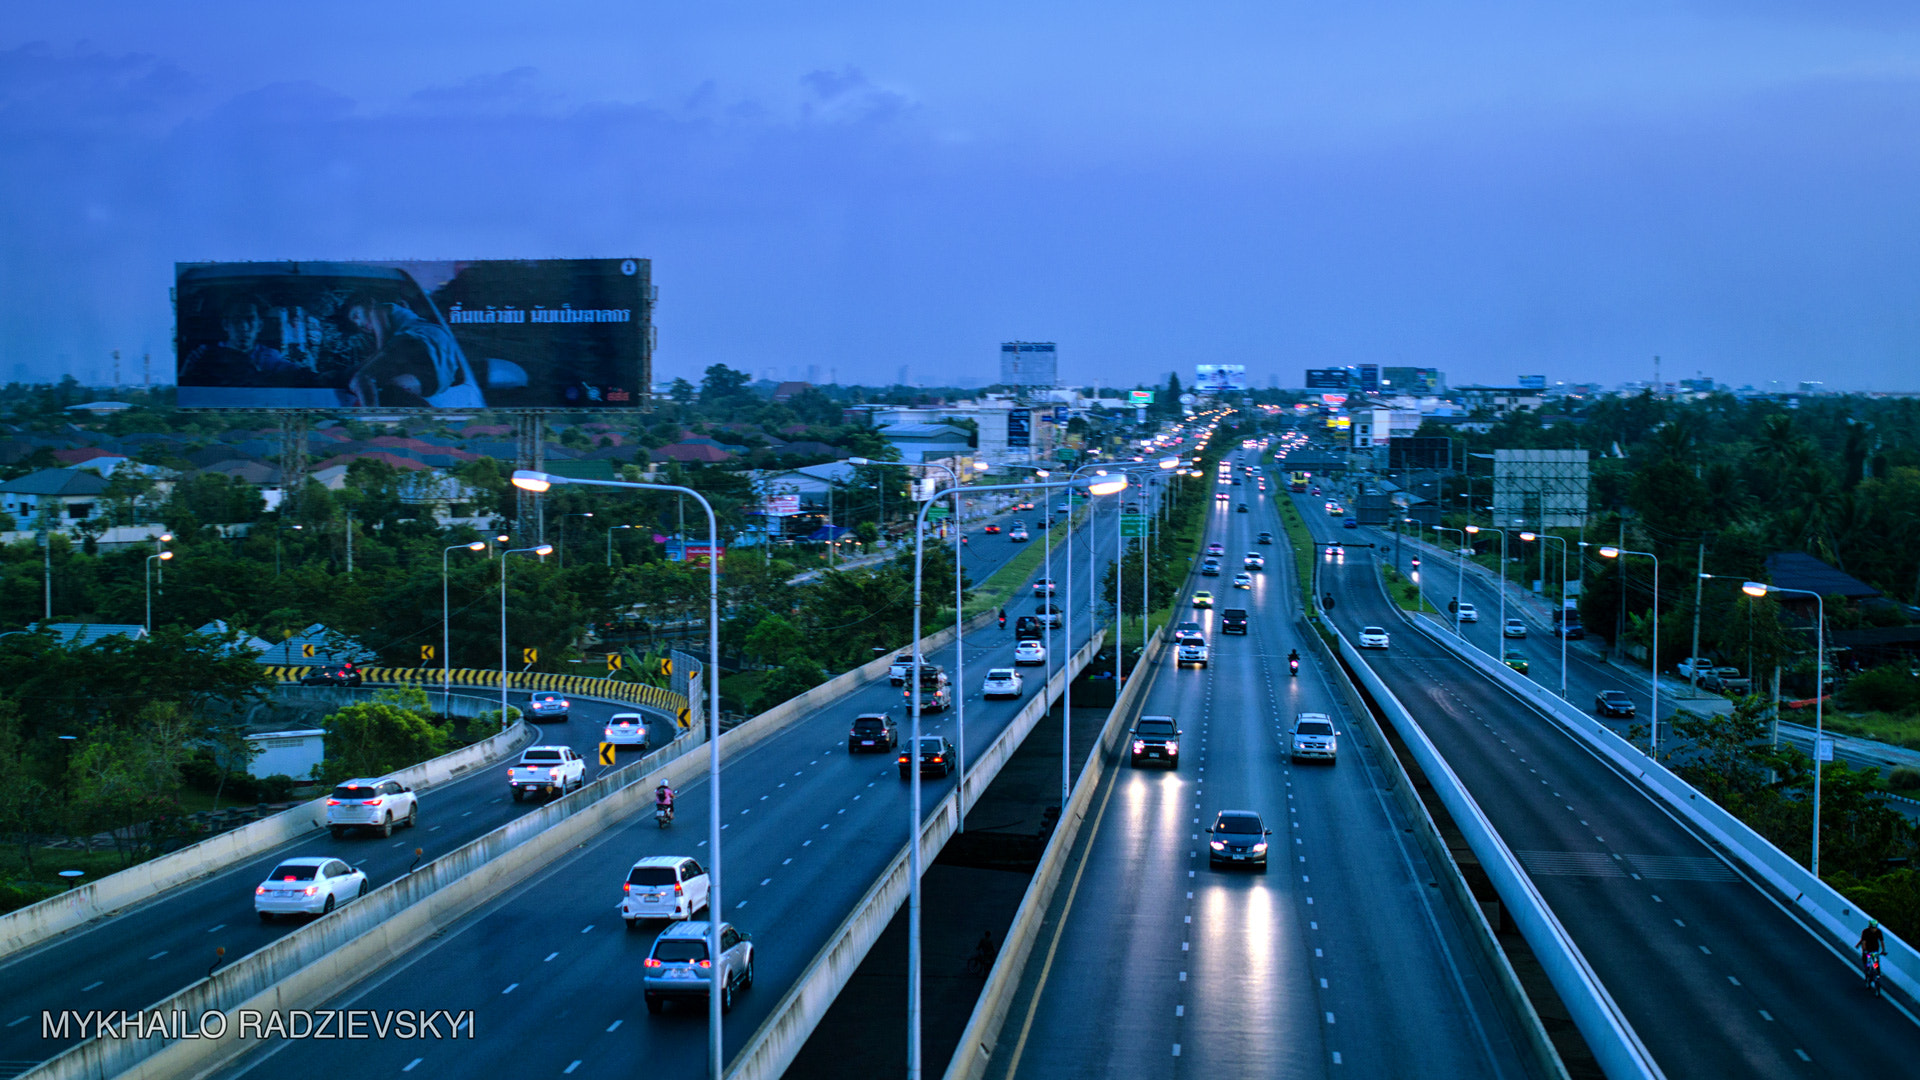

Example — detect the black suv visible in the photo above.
[1221,608,1248,634]
[1130,715,1181,767]
[300,664,363,687]
[848,713,898,753]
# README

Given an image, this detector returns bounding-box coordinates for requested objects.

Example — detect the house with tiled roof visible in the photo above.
[0,468,111,526]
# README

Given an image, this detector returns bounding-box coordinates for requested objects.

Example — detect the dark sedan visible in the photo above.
[1206,810,1270,870]
[299,664,363,687]
[528,692,571,722]
[1595,690,1636,718]
[898,735,956,779]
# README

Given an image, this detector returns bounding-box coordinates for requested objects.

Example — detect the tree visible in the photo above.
[744,614,807,668]
[318,689,452,783]
[699,365,753,408]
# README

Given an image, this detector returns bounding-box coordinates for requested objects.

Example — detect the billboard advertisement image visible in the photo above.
[175,259,652,410]
[1194,364,1247,392]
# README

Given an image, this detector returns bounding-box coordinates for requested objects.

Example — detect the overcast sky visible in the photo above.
[5,2,1920,392]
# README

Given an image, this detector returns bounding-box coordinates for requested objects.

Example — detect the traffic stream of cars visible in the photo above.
[993,458,1528,1080]
[201,487,1134,1078]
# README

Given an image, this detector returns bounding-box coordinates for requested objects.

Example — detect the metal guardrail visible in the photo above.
[263,664,689,717]
[1335,617,1665,1080]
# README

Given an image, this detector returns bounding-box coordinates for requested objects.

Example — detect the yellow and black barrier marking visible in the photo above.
[271,666,688,716]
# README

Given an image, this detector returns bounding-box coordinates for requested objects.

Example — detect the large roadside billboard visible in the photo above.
[174,259,651,410]
[1194,364,1247,392]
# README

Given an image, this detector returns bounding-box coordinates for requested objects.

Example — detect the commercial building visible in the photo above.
[1000,342,1059,388]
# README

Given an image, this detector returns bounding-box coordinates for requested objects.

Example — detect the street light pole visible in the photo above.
[606,523,636,567]
[1598,546,1661,753]
[511,470,723,1078]
[443,542,486,716]
[1520,532,1569,699]
[1467,524,1507,638]
[498,545,553,722]
[1432,526,1466,635]
[1743,581,1827,875]
[144,551,173,632]
[557,512,594,570]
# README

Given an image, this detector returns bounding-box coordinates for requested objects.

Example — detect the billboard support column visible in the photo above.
[516,413,545,541]
[279,411,309,518]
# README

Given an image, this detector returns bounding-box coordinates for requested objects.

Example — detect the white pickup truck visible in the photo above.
[508,746,585,801]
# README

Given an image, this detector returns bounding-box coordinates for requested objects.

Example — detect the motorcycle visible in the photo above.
[655,803,674,829]
[1864,950,1883,996]
[1288,658,1300,677]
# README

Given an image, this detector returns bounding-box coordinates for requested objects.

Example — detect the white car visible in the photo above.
[326,778,419,838]
[1032,578,1056,596]
[604,712,650,751]
[1177,642,1210,668]
[1456,602,1479,623]
[1288,713,1339,764]
[1013,640,1047,666]
[1503,619,1527,639]
[1358,626,1390,649]
[621,855,711,925]
[1244,553,1265,569]
[1009,528,1030,542]
[982,668,1024,698]
[254,857,368,921]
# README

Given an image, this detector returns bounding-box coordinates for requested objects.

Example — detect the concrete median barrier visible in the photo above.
[728,629,1104,1080]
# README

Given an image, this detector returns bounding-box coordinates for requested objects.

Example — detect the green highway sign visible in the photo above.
[1122,514,1148,537]
[926,506,950,521]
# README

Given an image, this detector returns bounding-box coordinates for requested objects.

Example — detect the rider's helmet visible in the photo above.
[1869,919,1880,928]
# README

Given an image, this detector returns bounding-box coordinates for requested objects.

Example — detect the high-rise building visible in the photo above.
[1000,342,1059,388]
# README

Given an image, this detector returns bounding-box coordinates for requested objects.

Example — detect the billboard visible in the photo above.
[1007,408,1032,448]
[1389,436,1453,471]
[1129,389,1155,406]
[1194,364,1247,392]
[1358,364,1379,393]
[1304,368,1351,390]
[999,342,1059,387]
[175,259,651,410]
[763,494,802,517]
[1517,374,1547,390]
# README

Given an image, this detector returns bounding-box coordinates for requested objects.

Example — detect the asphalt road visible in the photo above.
[0,693,675,1074]
[1300,491,1920,1079]
[207,492,1138,1079]
[992,463,1532,1080]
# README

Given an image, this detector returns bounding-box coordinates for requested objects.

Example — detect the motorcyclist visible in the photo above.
[1857,919,1886,972]
[1288,649,1300,674]
[654,783,676,821]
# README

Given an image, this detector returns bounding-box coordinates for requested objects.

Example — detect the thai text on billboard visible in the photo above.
[174,259,652,410]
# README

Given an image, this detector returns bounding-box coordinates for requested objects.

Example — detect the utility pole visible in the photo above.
[346,510,354,574]
[1690,541,1706,693]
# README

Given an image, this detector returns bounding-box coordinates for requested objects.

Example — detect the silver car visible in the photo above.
[982,667,1024,698]
[643,920,753,1014]
[254,857,368,921]
[1289,713,1339,764]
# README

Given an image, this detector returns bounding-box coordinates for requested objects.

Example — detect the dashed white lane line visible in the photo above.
[565,1062,582,1074]
[1699,946,1712,955]
[1172,1044,1181,1056]
[1320,978,1328,988]
[783,858,792,866]
[804,840,813,846]
[1759,1010,1775,1022]
[545,952,559,962]
[1332,1051,1343,1065]
[582,924,594,933]
[1793,1049,1811,1062]
[760,878,772,887]
[1179,972,1187,981]
[737,901,749,909]
[1325,1012,1336,1024]
[207,923,225,933]
[81,981,102,992]
[403,1059,422,1072]
[1727,975,1741,986]
[148,951,167,960]
[1175,1005,1184,1017]
[1314,949,1323,958]
[462,810,473,817]
[606,1020,622,1032]
[502,983,519,994]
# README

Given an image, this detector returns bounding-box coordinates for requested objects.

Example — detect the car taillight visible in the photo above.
[644,958,661,968]
[698,959,711,968]
[303,886,319,896]
[898,754,910,763]
[624,883,632,893]
[363,798,381,806]
[931,755,944,763]
[255,886,266,895]
[326,799,339,806]
[674,882,684,895]
[549,768,560,779]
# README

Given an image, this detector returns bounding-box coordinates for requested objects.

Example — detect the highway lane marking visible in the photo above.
[1759,1010,1774,1021]
[582,924,593,933]
[760,878,772,886]
[391,841,406,848]
[780,782,788,788]
[502,983,519,994]
[804,840,813,846]
[545,952,558,962]
[1184,915,1191,923]
[148,951,167,960]
[462,811,473,817]
[1727,975,1741,986]
[1652,894,1663,902]
[1172,1044,1181,1056]
[606,1020,622,1032]
[1674,919,1686,927]
[207,923,224,933]
[1325,1012,1336,1024]
[1179,972,1187,981]
[1699,946,1712,955]
[761,795,769,801]
[1315,949,1323,957]
[403,1059,421,1072]
[7,1015,29,1027]
[783,858,792,865]
[1311,921,1318,929]
[1793,1049,1809,1061]
[1175,1005,1184,1016]
[1320,978,1329,988]
[565,1063,582,1074]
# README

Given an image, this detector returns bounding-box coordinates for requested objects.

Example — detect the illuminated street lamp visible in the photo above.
[605,523,636,566]
[1596,545,1662,752]
[144,551,174,632]
[1743,580,1828,875]
[512,469,724,1077]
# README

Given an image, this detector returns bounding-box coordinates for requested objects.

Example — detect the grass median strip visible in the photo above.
[964,507,1088,619]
